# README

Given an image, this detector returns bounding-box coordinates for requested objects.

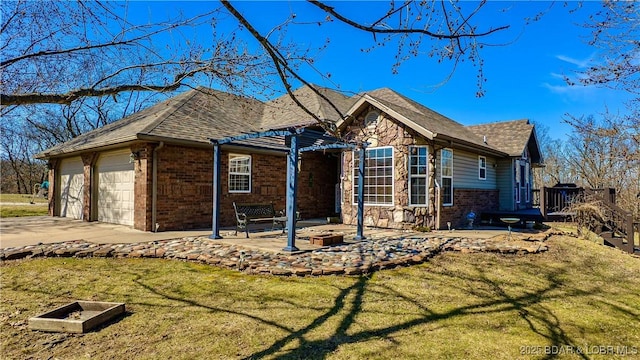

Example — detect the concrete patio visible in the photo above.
[1,216,554,276]
[1,216,513,252]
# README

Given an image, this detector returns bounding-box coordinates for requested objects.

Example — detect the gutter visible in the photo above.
[152,141,164,232]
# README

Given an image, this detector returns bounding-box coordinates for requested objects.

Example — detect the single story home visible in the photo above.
[36,85,542,232]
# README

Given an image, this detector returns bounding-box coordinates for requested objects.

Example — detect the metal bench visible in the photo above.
[232,202,286,238]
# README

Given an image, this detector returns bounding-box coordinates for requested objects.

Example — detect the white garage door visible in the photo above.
[59,157,84,219]
[96,150,135,226]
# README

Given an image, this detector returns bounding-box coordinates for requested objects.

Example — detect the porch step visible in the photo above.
[600,231,634,254]
[600,232,623,248]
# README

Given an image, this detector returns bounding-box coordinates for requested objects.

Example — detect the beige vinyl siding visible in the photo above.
[496,158,514,211]
[451,149,497,190]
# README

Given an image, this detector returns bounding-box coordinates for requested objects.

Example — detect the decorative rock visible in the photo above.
[271,268,292,276]
[93,248,114,257]
[0,230,550,276]
[54,248,80,257]
[292,267,312,276]
[322,267,345,275]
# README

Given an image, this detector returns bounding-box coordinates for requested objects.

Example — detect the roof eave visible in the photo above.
[339,95,436,140]
[34,137,144,159]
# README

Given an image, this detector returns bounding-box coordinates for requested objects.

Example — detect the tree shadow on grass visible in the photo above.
[124,255,636,360]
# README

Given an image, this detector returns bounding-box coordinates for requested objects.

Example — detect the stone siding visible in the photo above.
[341,108,435,229]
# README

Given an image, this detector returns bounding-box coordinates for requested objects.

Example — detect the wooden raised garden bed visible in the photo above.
[29,301,125,333]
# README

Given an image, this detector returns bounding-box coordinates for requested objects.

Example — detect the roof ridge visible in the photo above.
[365,88,427,116]
[468,118,530,128]
[139,87,209,135]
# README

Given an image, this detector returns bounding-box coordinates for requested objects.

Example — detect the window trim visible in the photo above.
[228,154,251,193]
[352,146,395,206]
[408,145,429,207]
[515,159,521,204]
[478,155,487,180]
[525,161,531,203]
[441,148,453,206]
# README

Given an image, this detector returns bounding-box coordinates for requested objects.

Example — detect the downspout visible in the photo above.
[152,142,164,232]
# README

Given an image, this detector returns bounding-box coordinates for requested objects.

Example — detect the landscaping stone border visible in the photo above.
[0,232,552,276]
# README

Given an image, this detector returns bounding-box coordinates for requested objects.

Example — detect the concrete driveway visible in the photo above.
[0,216,211,249]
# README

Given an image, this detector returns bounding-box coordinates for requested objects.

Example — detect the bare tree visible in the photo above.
[563,112,639,217]
[574,1,639,98]
[1,1,518,193]
[1,1,512,109]
[1,0,270,107]
[221,0,510,128]
[0,123,46,194]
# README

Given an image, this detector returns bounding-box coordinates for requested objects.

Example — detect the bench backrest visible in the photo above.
[233,202,275,218]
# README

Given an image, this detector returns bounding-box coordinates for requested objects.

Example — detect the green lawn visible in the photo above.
[0,193,48,217]
[0,193,48,204]
[0,205,48,217]
[1,234,639,359]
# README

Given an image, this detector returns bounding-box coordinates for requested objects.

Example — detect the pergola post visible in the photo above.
[210,142,222,239]
[354,146,366,240]
[283,134,300,252]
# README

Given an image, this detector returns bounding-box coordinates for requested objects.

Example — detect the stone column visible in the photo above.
[428,150,437,229]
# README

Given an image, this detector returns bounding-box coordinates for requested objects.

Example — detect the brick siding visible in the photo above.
[439,189,499,229]
[49,143,338,232]
[153,145,338,231]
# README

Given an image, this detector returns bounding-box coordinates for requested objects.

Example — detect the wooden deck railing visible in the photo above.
[541,186,636,254]
[540,186,583,218]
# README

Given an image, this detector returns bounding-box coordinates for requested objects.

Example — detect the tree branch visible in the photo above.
[0,65,207,106]
[222,0,345,135]
[1,10,217,68]
[307,0,509,39]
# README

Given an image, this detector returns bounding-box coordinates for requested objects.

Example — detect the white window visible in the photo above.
[515,160,521,204]
[479,156,487,180]
[441,148,453,206]
[353,147,394,205]
[229,154,251,193]
[525,162,531,203]
[409,146,429,206]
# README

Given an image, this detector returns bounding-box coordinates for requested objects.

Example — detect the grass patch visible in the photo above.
[0,193,47,204]
[1,193,48,217]
[0,205,48,218]
[2,235,639,359]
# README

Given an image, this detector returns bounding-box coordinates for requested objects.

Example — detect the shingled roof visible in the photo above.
[341,88,507,156]
[37,85,539,163]
[467,119,541,162]
[261,85,354,129]
[37,85,353,158]
[37,87,267,157]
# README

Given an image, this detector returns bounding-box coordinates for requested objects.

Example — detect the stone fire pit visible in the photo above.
[29,301,125,333]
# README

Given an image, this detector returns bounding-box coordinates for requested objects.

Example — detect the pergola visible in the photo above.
[209,127,368,251]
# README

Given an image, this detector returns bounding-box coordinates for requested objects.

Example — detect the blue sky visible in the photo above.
[131,1,631,141]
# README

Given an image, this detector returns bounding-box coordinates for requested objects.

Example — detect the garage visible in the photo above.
[96,149,135,226]
[59,157,84,219]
